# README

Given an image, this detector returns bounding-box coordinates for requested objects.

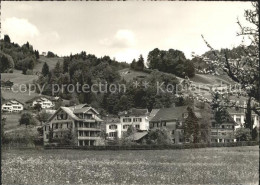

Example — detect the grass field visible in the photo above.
[2,113,21,131]
[2,146,259,184]
[119,68,150,82]
[1,71,38,85]
[34,56,63,73]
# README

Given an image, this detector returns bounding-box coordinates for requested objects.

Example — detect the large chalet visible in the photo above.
[43,104,103,146]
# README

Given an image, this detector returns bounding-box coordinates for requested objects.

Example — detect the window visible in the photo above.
[123,118,131,122]
[46,134,49,139]
[109,125,117,130]
[211,132,217,135]
[133,118,142,122]
[55,123,58,129]
[109,132,117,137]
[123,125,130,129]
[163,122,166,126]
[236,118,241,123]
[221,125,225,129]
[44,126,47,131]
[135,124,140,129]
[172,130,175,135]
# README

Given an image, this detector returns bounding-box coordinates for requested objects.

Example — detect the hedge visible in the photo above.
[44,141,259,150]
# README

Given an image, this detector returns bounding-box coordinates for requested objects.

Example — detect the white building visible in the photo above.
[43,104,103,146]
[228,107,259,130]
[106,108,149,140]
[1,99,24,113]
[26,96,55,109]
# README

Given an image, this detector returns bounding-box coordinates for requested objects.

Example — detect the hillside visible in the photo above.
[119,68,150,82]
[34,56,62,73]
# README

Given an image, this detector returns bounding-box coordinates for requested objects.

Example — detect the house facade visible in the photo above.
[1,80,14,90]
[227,107,259,130]
[149,106,189,144]
[26,96,55,109]
[43,104,103,146]
[210,113,237,143]
[1,99,24,113]
[106,108,149,140]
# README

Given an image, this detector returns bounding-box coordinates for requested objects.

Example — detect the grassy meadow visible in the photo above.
[2,146,259,184]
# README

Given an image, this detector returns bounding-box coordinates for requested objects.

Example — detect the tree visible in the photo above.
[251,127,259,141]
[146,127,173,145]
[54,61,62,77]
[36,111,52,125]
[130,59,137,69]
[211,91,228,125]
[35,50,40,59]
[47,51,56,58]
[120,125,137,145]
[147,48,195,77]
[25,42,30,49]
[1,117,6,144]
[34,103,42,112]
[19,113,36,127]
[244,97,254,133]
[4,35,10,43]
[202,2,259,116]
[136,55,145,71]
[0,55,10,72]
[184,106,199,143]
[63,58,69,73]
[42,62,50,77]
[235,128,252,141]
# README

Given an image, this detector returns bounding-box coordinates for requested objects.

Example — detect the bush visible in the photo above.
[235,128,252,141]
[19,113,37,127]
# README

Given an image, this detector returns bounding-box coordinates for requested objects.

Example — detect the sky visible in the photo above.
[1,1,254,63]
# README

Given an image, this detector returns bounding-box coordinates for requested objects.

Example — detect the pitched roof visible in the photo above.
[118,108,149,117]
[26,95,52,103]
[26,95,67,104]
[149,109,160,121]
[127,131,148,141]
[150,106,188,122]
[73,106,99,114]
[47,105,103,122]
[2,99,24,105]
[106,117,120,124]
[227,107,245,114]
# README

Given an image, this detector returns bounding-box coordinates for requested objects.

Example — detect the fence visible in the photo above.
[44,141,259,150]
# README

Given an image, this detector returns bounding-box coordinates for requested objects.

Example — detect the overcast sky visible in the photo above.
[1,1,254,63]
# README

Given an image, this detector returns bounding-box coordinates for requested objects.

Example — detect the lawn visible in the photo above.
[2,146,259,184]
[2,113,21,131]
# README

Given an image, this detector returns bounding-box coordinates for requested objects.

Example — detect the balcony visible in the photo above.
[77,127,101,131]
[78,136,100,140]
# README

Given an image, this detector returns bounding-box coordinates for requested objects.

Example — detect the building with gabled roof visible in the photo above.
[210,112,237,143]
[149,106,189,144]
[26,96,55,109]
[227,107,259,130]
[43,104,103,146]
[106,108,150,140]
[1,99,24,113]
